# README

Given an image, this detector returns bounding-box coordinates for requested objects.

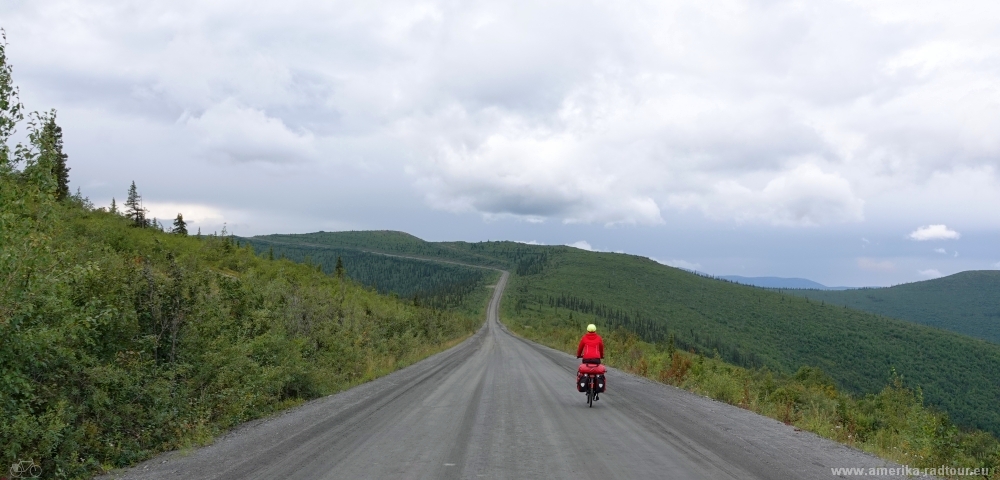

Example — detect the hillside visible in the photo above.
[262,232,1000,436]
[780,271,1000,344]
[254,231,509,268]
[0,184,482,479]
[242,236,498,315]
[497,246,1000,435]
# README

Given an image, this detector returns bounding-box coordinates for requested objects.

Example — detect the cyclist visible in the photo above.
[576,324,605,400]
[576,324,605,363]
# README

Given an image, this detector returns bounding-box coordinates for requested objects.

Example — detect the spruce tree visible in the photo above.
[124,181,147,227]
[36,112,69,200]
[172,213,188,236]
[110,197,117,214]
[335,256,345,278]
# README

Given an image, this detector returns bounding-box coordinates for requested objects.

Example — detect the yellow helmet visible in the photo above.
[587,324,597,333]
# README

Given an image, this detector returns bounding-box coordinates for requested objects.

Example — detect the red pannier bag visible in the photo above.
[576,363,607,393]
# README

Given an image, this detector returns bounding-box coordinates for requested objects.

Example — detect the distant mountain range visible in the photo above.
[719,275,852,290]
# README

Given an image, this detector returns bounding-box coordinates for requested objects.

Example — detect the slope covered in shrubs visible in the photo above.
[0,177,482,478]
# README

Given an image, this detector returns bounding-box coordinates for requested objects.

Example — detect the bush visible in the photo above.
[0,175,481,479]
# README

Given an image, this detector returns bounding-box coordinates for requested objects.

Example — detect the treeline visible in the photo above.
[242,239,494,312]
[540,293,764,368]
[242,235,549,310]
[255,233,552,276]
[256,231,508,268]
[458,241,549,275]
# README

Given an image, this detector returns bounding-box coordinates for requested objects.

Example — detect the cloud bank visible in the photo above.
[5,0,1000,232]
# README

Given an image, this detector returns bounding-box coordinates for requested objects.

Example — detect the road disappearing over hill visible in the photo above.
[102,270,910,480]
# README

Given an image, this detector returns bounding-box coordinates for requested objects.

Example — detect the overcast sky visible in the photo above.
[3,0,999,286]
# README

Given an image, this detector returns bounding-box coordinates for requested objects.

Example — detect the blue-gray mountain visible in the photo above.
[719,275,852,290]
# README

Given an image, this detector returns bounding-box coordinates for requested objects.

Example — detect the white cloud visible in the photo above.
[515,240,543,245]
[918,269,943,278]
[934,248,947,254]
[654,258,702,272]
[668,164,864,226]
[858,257,895,272]
[567,240,593,251]
[994,261,1000,269]
[908,225,961,241]
[183,99,315,164]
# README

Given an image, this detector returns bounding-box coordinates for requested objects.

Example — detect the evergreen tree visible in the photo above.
[171,213,188,236]
[335,256,345,278]
[124,181,147,227]
[110,197,117,214]
[34,112,69,200]
[48,116,69,200]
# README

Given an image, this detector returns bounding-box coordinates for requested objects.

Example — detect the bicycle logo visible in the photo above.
[8,460,41,479]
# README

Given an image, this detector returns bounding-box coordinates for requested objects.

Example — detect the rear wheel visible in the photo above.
[587,377,594,407]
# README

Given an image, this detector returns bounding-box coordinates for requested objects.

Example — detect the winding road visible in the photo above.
[102,270,909,479]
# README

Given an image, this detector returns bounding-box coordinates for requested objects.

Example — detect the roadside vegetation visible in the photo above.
[502,292,1000,479]
[780,271,1000,344]
[0,39,482,478]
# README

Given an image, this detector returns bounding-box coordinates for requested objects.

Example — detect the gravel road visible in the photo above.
[100,270,911,479]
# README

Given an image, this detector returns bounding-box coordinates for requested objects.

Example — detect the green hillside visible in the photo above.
[779,271,1000,344]
[254,231,509,268]
[0,182,481,478]
[242,236,498,314]
[495,247,1000,434]
[262,232,1000,436]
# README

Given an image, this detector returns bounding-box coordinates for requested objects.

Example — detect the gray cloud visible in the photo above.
[3,0,1000,285]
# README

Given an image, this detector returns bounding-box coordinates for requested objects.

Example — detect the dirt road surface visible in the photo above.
[101,271,909,479]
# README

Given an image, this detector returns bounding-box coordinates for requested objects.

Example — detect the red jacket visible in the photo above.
[576,332,604,360]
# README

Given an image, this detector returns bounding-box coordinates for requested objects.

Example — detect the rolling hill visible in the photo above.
[259,231,1000,436]
[779,271,1000,344]
[242,235,498,315]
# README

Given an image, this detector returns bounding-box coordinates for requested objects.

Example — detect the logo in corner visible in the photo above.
[9,460,41,479]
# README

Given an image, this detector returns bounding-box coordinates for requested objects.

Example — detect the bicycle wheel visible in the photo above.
[587,379,594,407]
